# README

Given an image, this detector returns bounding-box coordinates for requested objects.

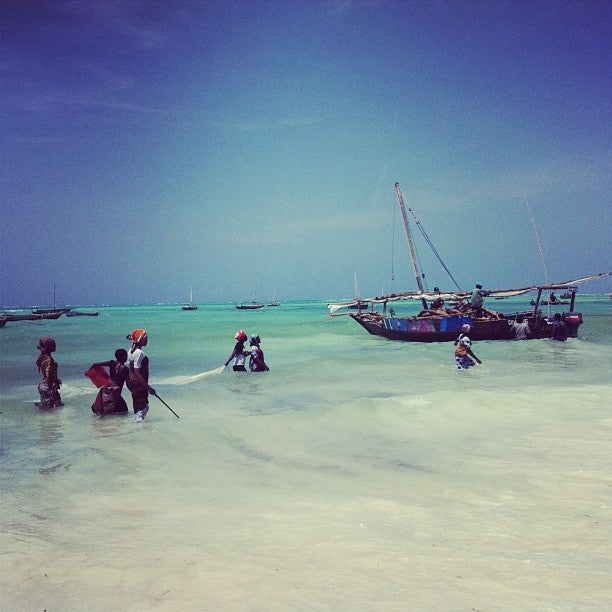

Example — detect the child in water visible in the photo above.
[35,336,63,408]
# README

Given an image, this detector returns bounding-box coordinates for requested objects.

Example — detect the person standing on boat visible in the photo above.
[453,324,482,369]
[248,334,270,372]
[35,336,64,408]
[224,330,248,371]
[509,314,531,340]
[470,283,484,317]
[127,329,156,422]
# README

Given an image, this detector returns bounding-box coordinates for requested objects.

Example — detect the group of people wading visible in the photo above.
[34,306,567,412]
[35,328,269,421]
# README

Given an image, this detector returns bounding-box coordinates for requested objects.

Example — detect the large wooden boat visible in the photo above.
[349,284,588,342]
[340,183,609,342]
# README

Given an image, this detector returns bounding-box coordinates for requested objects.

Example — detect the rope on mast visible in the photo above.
[407,206,463,292]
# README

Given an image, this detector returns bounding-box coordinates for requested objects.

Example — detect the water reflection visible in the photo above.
[90,412,130,437]
[38,410,64,444]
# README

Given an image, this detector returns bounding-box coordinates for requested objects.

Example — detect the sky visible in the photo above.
[1,0,610,307]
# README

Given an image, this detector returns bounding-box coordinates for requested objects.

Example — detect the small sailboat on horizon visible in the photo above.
[31,283,71,316]
[236,290,265,310]
[181,286,198,310]
[267,292,281,306]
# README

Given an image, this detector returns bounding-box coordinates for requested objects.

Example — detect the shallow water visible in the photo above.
[1,297,611,610]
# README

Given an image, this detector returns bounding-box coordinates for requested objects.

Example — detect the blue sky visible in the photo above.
[1,0,610,307]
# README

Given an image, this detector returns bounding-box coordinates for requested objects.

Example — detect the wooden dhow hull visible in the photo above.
[350,310,583,342]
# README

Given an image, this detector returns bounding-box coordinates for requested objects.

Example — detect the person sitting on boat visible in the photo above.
[453,324,482,369]
[431,296,444,310]
[470,283,484,317]
[89,349,130,414]
[549,292,558,304]
[509,314,531,340]
[224,330,249,371]
[35,336,64,408]
[418,298,447,317]
[248,334,270,372]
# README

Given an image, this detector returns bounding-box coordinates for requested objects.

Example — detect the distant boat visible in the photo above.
[236,302,265,310]
[1,311,64,323]
[530,299,569,306]
[267,292,281,306]
[31,283,70,316]
[31,307,71,315]
[530,291,569,306]
[66,310,99,317]
[349,272,369,310]
[181,286,198,311]
[236,290,264,310]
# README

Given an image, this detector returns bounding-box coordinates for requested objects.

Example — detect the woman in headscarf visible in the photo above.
[35,336,63,408]
[126,329,156,422]
[248,334,270,372]
[224,330,249,371]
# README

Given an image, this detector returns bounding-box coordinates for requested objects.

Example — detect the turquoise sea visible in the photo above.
[1,297,611,610]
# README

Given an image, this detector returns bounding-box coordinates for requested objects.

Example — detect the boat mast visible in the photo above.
[394,183,427,308]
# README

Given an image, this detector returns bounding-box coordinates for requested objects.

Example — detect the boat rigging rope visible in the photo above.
[407,206,463,291]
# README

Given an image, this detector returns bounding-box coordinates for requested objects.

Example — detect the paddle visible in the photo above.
[152,392,180,419]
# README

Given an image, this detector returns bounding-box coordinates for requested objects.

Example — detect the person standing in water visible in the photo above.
[509,314,531,340]
[89,349,130,414]
[35,336,63,408]
[224,330,248,371]
[453,324,482,369]
[127,329,156,422]
[248,334,270,372]
[91,349,130,390]
[549,313,568,342]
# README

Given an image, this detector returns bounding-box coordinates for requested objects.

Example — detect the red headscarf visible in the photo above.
[127,329,147,343]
